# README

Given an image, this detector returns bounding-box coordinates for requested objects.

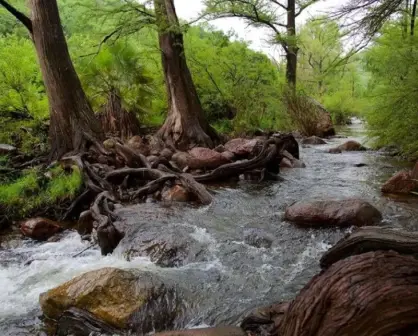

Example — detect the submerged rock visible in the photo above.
[382,170,418,195]
[301,136,327,145]
[244,228,274,248]
[284,199,382,228]
[155,327,247,336]
[20,218,62,241]
[40,268,184,333]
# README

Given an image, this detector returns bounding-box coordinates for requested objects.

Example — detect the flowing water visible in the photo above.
[1,122,418,335]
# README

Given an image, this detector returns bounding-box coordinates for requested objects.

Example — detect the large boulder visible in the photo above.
[155,327,247,336]
[284,199,382,228]
[329,140,366,153]
[381,170,418,195]
[0,144,16,155]
[307,98,335,137]
[301,136,327,145]
[224,138,263,158]
[40,268,184,333]
[172,148,231,170]
[20,218,62,241]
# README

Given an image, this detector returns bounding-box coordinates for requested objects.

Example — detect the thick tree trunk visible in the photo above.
[30,0,103,160]
[154,0,218,150]
[277,251,418,336]
[285,0,297,87]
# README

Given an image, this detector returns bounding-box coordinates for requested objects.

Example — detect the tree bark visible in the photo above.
[154,0,218,150]
[412,0,418,36]
[285,0,297,87]
[278,251,418,336]
[30,0,103,160]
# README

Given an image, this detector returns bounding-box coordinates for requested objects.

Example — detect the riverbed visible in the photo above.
[1,123,417,335]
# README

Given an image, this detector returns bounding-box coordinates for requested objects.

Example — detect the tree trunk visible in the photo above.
[154,0,218,150]
[277,251,418,336]
[411,0,418,36]
[285,0,297,87]
[30,0,103,160]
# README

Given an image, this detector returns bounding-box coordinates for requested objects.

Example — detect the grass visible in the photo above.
[0,166,83,222]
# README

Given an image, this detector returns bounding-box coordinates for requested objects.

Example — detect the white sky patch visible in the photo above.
[175,0,347,59]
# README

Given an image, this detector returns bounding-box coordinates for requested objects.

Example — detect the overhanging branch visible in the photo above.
[0,0,33,33]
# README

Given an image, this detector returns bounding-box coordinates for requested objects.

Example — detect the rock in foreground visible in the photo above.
[40,268,184,333]
[284,199,382,228]
[20,218,62,241]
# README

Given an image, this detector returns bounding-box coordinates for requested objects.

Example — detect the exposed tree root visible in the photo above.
[57,135,293,255]
[278,251,418,336]
[320,226,418,269]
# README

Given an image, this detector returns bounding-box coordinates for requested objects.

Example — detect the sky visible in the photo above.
[175,0,345,58]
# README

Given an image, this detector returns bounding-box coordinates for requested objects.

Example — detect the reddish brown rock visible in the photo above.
[154,327,247,336]
[162,185,190,202]
[381,170,418,194]
[301,136,327,145]
[284,199,382,228]
[20,218,62,241]
[329,140,366,153]
[280,158,293,169]
[224,138,263,157]
[280,150,306,169]
[189,147,231,169]
[221,151,235,161]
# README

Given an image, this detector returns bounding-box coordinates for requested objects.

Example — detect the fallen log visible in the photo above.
[320,227,418,269]
[277,251,418,336]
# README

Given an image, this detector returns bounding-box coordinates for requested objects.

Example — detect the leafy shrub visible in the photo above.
[0,166,83,224]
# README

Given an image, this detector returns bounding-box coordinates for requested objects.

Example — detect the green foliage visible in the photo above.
[297,18,367,125]
[364,24,418,158]
[0,166,83,220]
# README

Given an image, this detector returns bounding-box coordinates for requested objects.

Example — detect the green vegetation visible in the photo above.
[0,166,82,222]
[0,0,416,171]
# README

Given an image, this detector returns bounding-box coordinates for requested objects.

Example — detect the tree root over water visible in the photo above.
[58,135,291,255]
[242,227,418,336]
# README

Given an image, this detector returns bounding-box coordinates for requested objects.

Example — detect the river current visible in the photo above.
[1,122,417,335]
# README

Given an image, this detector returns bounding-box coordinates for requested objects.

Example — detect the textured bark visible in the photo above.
[285,0,297,87]
[320,227,418,269]
[278,251,418,336]
[154,0,218,150]
[98,89,141,140]
[30,0,102,160]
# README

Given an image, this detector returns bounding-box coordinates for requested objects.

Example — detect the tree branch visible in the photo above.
[0,0,33,33]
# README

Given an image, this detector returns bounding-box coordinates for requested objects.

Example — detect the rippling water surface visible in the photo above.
[1,123,418,335]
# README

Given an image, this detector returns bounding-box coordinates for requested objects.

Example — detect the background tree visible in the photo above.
[0,0,103,160]
[154,0,219,149]
[203,0,320,86]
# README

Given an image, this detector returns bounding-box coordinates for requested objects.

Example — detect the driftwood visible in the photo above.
[278,251,418,336]
[320,227,418,269]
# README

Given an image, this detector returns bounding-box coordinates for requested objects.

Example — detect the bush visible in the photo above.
[0,166,83,225]
[282,89,323,136]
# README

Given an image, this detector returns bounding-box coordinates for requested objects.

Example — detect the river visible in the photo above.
[1,123,418,335]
